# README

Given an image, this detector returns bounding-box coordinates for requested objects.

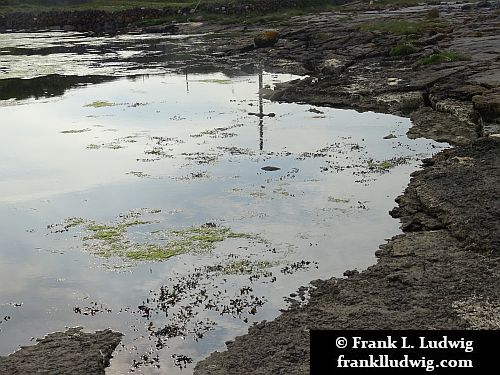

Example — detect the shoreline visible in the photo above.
[195,1,500,373]
[0,1,498,374]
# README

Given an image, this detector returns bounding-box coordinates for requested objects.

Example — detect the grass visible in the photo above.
[199,5,335,26]
[360,19,446,35]
[389,42,417,56]
[418,51,470,65]
[0,0,337,16]
[0,1,197,13]
[0,0,354,31]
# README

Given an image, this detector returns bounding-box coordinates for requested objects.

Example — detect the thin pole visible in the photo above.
[259,68,264,151]
[193,0,203,13]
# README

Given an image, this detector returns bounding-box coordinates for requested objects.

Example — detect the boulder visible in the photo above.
[472,90,500,122]
[254,30,279,48]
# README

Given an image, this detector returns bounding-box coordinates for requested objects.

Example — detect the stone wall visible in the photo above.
[0,0,350,33]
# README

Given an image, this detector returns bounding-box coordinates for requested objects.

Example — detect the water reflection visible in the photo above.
[259,68,264,151]
[0,33,448,375]
[0,74,116,101]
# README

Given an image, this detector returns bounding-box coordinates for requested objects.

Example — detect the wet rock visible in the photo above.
[142,24,178,34]
[472,90,500,123]
[308,107,324,114]
[393,138,500,253]
[343,269,359,277]
[0,328,122,375]
[475,1,493,8]
[409,107,478,145]
[319,56,348,74]
[248,112,276,118]
[261,166,281,171]
[426,8,440,19]
[376,92,424,113]
[468,68,500,87]
[194,5,499,374]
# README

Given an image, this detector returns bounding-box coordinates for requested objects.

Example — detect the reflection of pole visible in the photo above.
[185,67,189,93]
[193,0,203,13]
[259,68,263,151]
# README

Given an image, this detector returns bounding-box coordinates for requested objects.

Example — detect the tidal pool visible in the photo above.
[0,33,447,374]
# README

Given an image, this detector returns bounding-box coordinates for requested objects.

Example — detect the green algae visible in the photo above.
[367,157,410,171]
[273,187,290,197]
[85,220,152,241]
[54,214,263,263]
[63,217,86,229]
[125,243,182,261]
[250,191,266,199]
[368,160,393,170]
[165,226,260,254]
[84,100,116,108]
[104,143,124,150]
[418,51,470,65]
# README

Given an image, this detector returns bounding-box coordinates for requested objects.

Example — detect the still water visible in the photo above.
[0,32,446,373]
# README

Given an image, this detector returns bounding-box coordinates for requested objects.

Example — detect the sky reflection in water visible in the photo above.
[0,54,447,373]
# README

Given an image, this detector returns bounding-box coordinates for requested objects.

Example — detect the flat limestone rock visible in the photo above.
[0,327,123,375]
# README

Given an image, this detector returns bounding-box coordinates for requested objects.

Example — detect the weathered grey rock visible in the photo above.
[142,24,178,34]
[0,328,122,375]
[409,107,478,145]
[468,67,500,87]
[473,90,500,123]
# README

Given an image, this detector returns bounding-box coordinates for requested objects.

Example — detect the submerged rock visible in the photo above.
[261,166,281,171]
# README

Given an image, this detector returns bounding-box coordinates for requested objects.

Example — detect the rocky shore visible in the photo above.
[195,136,499,374]
[0,1,498,374]
[0,328,122,374]
[195,1,500,373]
